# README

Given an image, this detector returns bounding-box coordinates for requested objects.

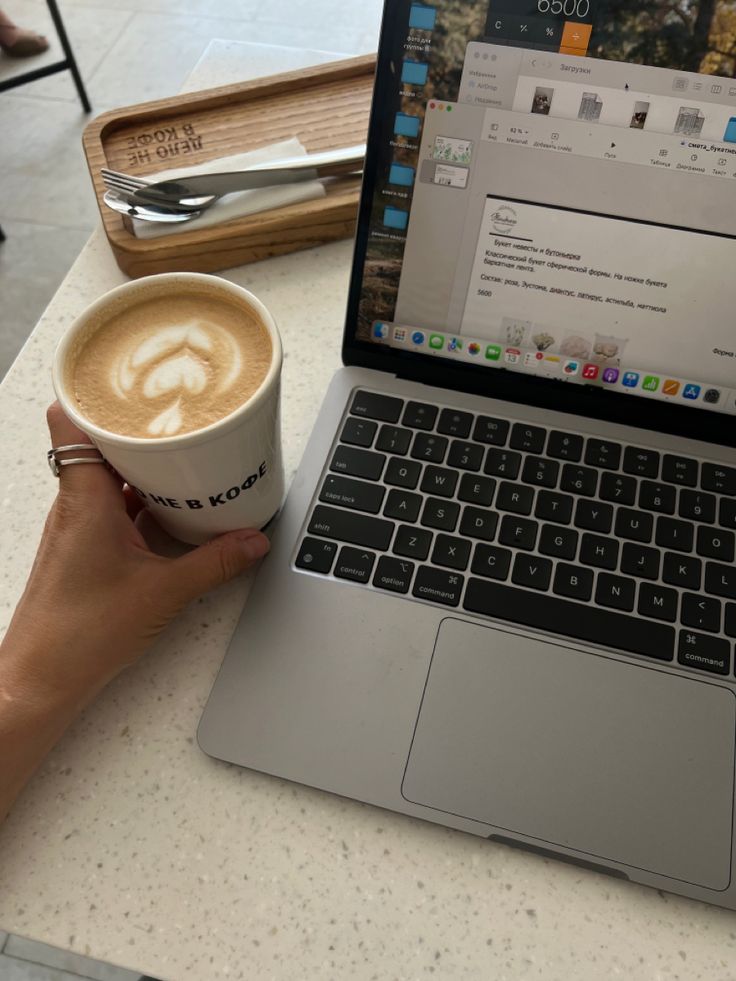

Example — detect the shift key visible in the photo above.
[308,505,395,550]
[330,445,386,481]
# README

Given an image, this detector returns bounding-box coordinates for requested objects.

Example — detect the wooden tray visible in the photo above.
[82,54,375,278]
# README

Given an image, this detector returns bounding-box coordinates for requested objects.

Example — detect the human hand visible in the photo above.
[4,403,271,704]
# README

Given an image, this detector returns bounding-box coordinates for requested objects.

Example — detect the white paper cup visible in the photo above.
[52,272,284,545]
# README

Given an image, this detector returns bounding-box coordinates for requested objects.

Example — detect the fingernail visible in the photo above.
[233,530,270,561]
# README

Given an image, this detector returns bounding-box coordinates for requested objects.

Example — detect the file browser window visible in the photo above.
[357,0,736,416]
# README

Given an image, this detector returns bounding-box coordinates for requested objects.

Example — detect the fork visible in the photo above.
[101,143,366,213]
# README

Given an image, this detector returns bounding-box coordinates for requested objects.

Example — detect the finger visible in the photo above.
[161,529,271,607]
[47,402,122,503]
[123,484,146,522]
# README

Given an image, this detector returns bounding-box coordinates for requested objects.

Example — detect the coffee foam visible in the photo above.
[68,283,272,439]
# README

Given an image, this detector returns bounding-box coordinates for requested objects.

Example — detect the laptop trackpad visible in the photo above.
[402,618,735,890]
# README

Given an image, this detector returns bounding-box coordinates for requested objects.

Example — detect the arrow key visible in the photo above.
[296,537,338,574]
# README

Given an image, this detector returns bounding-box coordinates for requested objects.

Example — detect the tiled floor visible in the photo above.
[0,2,381,977]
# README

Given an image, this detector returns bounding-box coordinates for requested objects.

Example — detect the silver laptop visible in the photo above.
[199,0,736,908]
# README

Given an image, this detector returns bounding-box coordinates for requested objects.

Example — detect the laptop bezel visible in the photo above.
[341,0,736,451]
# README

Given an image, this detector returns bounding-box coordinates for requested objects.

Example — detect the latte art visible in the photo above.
[69,289,272,439]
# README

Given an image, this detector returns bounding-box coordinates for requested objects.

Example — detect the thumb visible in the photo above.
[162,528,271,607]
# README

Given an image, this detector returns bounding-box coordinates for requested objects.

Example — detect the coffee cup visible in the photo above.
[52,272,284,545]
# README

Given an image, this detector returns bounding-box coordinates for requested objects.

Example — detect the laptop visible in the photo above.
[199,0,736,908]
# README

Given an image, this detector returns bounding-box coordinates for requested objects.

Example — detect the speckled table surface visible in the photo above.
[2,40,736,981]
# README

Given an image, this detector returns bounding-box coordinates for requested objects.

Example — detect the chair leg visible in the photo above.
[45,0,91,112]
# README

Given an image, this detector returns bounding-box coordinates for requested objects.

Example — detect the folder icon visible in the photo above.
[389,163,415,187]
[394,112,421,138]
[409,3,436,30]
[401,60,429,86]
[724,117,736,143]
[383,206,409,230]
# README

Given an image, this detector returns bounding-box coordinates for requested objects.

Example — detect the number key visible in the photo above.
[411,432,448,463]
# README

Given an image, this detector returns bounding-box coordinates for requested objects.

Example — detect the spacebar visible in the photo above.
[463,579,674,661]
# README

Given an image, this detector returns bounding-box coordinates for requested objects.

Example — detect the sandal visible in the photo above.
[0,15,49,58]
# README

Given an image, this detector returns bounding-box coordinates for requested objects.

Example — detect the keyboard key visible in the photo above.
[638,583,678,623]
[725,603,736,638]
[470,544,512,581]
[579,533,619,570]
[510,423,546,454]
[320,474,385,514]
[679,490,716,524]
[473,415,509,446]
[458,473,496,506]
[350,390,402,423]
[521,456,560,488]
[295,537,337,574]
[584,438,621,470]
[484,448,521,479]
[539,524,578,560]
[373,556,414,594]
[384,456,421,489]
[655,517,694,553]
[599,472,636,506]
[560,464,598,497]
[512,554,553,591]
[621,543,660,580]
[447,440,484,471]
[341,417,377,447]
[459,506,498,542]
[437,408,472,438]
[595,573,636,612]
[308,506,394,551]
[662,552,701,590]
[681,593,721,633]
[591,584,634,639]
[411,432,448,463]
[696,526,735,562]
[662,454,698,487]
[677,631,730,675]
[546,430,583,462]
[496,481,534,515]
[535,490,573,525]
[413,566,464,606]
[701,463,736,496]
[574,500,613,534]
[553,563,593,601]
[615,508,654,543]
[420,465,458,499]
[421,497,460,532]
[402,401,438,430]
[623,446,660,478]
[383,489,422,523]
[431,534,471,571]
[464,580,674,660]
[376,425,412,455]
[639,481,676,514]
[330,445,386,481]
[334,546,375,583]
[498,515,538,551]
[705,562,736,599]
[719,499,736,529]
[393,524,432,561]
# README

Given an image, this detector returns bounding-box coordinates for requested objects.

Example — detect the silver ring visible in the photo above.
[47,443,105,478]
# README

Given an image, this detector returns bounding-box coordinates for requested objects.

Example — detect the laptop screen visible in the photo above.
[345,0,736,430]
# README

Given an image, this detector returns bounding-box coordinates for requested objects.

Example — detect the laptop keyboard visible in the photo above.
[294,389,736,677]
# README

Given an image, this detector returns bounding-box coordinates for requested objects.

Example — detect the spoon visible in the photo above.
[103,189,201,223]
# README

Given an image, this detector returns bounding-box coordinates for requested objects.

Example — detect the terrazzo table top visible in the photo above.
[2,39,736,981]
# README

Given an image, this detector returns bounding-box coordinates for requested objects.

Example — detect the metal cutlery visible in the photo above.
[103,189,201,223]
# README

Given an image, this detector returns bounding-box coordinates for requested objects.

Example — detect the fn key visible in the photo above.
[296,537,337,573]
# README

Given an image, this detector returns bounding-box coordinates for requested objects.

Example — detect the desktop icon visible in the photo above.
[383,205,409,230]
[393,327,408,343]
[602,367,619,383]
[447,337,463,352]
[643,375,660,392]
[662,379,680,396]
[562,360,579,376]
[524,351,543,368]
[411,330,426,345]
[394,112,421,138]
[622,371,639,387]
[704,388,721,403]
[582,363,599,380]
[485,344,501,361]
[683,383,701,399]
[401,60,429,86]
[468,342,481,355]
[373,322,389,340]
[388,162,415,187]
[429,333,444,350]
[409,2,437,30]
[505,347,521,364]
